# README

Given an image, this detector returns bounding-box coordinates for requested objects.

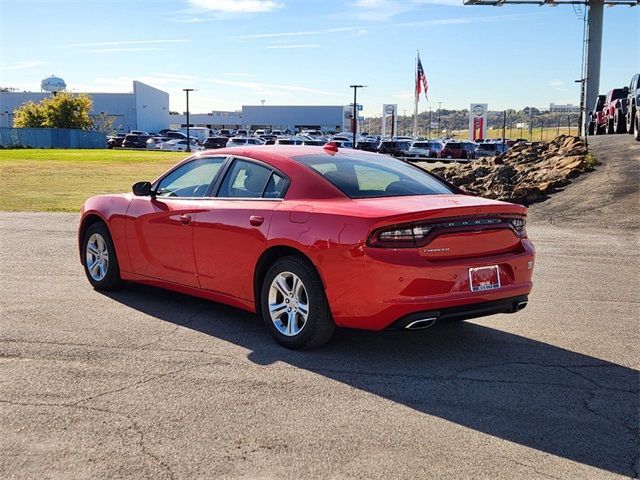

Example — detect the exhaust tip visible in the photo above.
[405,317,438,330]
[515,301,528,312]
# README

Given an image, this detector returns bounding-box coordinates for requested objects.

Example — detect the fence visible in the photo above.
[0,128,107,149]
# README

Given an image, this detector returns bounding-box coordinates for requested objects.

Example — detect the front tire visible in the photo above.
[82,222,122,291]
[261,256,335,349]
[635,110,640,142]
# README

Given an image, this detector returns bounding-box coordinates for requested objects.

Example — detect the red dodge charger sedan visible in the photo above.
[79,145,535,349]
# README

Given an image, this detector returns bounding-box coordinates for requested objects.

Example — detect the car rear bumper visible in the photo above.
[321,239,535,330]
[388,295,529,330]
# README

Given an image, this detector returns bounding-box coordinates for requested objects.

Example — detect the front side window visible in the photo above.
[294,152,453,199]
[218,159,273,198]
[156,157,226,198]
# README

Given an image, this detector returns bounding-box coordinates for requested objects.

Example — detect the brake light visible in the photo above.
[509,218,527,237]
[368,223,432,248]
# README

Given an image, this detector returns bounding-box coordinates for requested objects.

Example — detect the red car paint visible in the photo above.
[79,146,535,330]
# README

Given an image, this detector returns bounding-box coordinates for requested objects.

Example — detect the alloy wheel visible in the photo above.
[268,271,309,336]
[86,233,109,282]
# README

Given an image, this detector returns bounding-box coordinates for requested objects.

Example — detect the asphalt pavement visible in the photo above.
[1,135,638,479]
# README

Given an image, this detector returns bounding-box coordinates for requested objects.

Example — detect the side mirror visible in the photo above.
[132,181,152,196]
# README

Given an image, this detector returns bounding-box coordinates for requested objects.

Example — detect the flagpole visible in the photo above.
[413,50,419,138]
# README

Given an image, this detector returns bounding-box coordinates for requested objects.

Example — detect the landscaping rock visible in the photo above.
[430,135,593,205]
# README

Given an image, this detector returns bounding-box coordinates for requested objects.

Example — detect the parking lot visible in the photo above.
[1,135,638,479]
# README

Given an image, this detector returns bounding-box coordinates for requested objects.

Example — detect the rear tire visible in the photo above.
[628,107,636,136]
[635,110,640,142]
[607,117,614,134]
[614,110,627,134]
[260,256,335,349]
[588,121,595,136]
[82,222,122,291]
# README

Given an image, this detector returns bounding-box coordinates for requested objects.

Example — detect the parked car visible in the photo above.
[441,142,474,161]
[328,139,353,149]
[626,73,640,142]
[275,137,304,145]
[405,141,440,160]
[461,142,477,160]
[122,134,150,149]
[202,136,229,149]
[159,139,203,152]
[588,95,607,135]
[602,88,629,134]
[219,129,235,137]
[302,139,326,146]
[163,131,188,140]
[106,133,126,149]
[226,137,265,147]
[475,142,508,158]
[377,140,411,157]
[355,140,379,152]
[79,145,534,349]
[146,136,170,150]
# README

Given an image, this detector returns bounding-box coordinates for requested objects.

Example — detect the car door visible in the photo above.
[126,156,228,287]
[193,157,289,301]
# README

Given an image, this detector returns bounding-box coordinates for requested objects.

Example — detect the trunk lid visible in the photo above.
[362,195,527,260]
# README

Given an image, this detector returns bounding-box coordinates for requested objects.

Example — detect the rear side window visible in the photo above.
[294,152,452,199]
[217,159,286,199]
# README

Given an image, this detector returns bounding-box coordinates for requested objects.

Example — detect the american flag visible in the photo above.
[415,55,428,100]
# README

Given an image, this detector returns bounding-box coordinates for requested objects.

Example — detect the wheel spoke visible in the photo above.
[291,275,302,298]
[90,260,101,276]
[274,275,291,298]
[297,302,309,320]
[286,311,297,336]
[87,243,99,256]
[269,302,288,319]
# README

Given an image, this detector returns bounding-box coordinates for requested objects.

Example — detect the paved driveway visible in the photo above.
[1,135,638,479]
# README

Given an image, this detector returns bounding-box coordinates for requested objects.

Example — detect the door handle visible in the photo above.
[179,214,192,225]
[249,215,264,226]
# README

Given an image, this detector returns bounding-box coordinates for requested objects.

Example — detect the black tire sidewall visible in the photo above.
[82,222,121,290]
[260,256,333,349]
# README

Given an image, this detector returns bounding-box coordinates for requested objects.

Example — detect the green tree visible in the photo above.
[13,92,93,129]
[12,101,47,128]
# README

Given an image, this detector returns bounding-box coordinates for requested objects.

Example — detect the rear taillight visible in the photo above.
[368,223,432,248]
[509,218,527,237]
[368,217,527,248]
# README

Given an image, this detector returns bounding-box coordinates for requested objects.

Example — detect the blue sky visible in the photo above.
[1,0,638,116]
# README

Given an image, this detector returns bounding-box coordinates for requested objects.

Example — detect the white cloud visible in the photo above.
[395,13,535,27]
[86,48,164,53]
[265,44,319,49]
[233,26,365,39]
[0,61,46,71]
[186,0,283,13]
[548,79,568,92]
[225,73,259,77]
[68,39,188,48]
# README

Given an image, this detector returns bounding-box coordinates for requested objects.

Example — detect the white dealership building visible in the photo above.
[0,79,169,133]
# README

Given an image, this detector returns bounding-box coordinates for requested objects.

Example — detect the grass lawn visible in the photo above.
[0,149,186,212]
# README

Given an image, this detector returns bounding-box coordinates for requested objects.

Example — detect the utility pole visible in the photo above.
[463,0,637,138]
[502,110,507,147]
[428,107,432,138]
[350,85,367,148]
[183,88,195,152]
[437,101,443,138]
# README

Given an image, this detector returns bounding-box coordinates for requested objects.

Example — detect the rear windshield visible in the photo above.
[444,143,461,149]
[477,143,497,150]
[293,152,453,199]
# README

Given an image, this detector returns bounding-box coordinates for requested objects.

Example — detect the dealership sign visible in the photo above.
[382,104,398,137]
[469,103,488,141]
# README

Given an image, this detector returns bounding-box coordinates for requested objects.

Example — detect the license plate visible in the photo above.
[469,265,501,292]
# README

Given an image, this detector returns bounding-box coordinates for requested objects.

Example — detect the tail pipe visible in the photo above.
[404,317,438,330]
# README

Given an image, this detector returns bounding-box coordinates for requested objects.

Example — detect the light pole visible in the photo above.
[350,85,366,147]
[437,101,443,138]
[183,88,195,152]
